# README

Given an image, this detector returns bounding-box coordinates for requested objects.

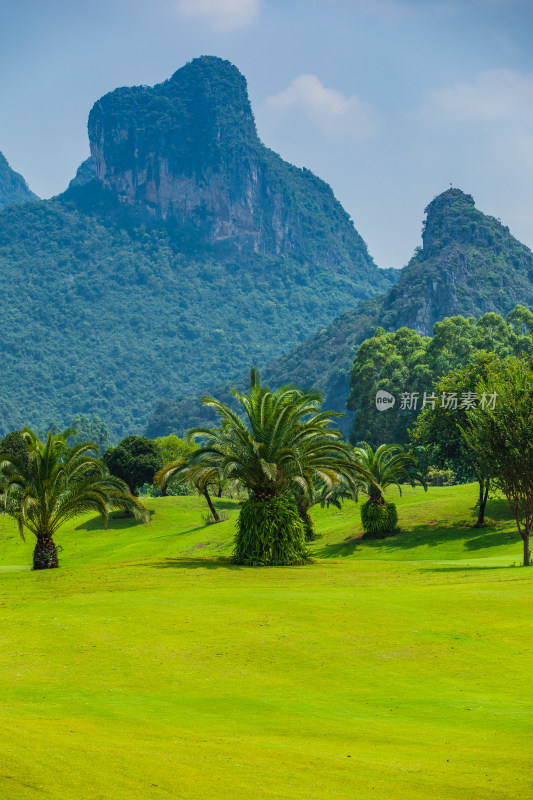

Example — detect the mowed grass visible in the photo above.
[0,484,532,799]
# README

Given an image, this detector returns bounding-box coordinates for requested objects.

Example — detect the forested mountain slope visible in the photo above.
[0,56,394,438]
[148,189,533,436]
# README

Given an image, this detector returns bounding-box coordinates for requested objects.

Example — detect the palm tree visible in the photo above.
[0,427,149,570]
[353,442,427,537]
[182,368,372,564]
[354,442,427,503]
[155,459,222,522]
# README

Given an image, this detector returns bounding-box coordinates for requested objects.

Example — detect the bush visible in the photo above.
[427,467,456,486]
[233,497,312,566]
[103,436,163,495]
[360,500,398,538]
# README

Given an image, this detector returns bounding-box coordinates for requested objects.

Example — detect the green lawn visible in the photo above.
[0,485,531,799]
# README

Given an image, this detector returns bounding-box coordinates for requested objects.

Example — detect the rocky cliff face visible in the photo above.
[86,56,375,272]
[68,156,96,189]
[380,188,533,335]
[0,57,395,438]
[147,188,533,436]
[0,151,38,209]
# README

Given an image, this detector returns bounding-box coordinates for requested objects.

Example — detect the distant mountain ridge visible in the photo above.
[84,56,375,270]
[0,56,393,439]
[147,189,533,436]
[0,152,38,209]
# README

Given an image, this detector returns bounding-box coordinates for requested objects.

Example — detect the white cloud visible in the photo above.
[423,69,533,124]
[176,0,260,31]
[262,74,378,139]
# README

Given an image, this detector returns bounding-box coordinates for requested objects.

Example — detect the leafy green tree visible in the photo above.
[155,434,197,465]
[151,434,198,497]
[103,436,163,495]
[182,368,371,565]
[68,415,112,454]
[411,352,497,525]
[0,428,148,570]
[462,357,533,566]
[348,307,533,447]
[347,326,431,447]
[0,430,29,470]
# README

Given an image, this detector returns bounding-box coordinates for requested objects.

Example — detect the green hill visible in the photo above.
[0,57,393,439]
[148,189,533,436]
[262,190,533,410]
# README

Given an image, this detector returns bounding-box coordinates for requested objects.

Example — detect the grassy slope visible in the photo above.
[0,484,532,799]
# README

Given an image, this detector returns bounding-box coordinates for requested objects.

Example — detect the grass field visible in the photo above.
[0,484,531,799]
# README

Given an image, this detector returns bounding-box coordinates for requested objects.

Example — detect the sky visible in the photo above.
[0,0,532,268]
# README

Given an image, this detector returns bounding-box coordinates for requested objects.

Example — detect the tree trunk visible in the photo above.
[475,478,490,526]
[299,508,316,541]
[203,487,220,523]
[369,490,385,506]
[33,537,58,570]
[523,535,530,567]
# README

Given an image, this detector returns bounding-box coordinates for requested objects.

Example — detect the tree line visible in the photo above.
[2,315,533,569]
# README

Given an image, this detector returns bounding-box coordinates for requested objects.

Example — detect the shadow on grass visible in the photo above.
[421,563,522,573]
[212,499,240,511]
[314,497,517,559]
[148,556,242,571]
[75,509,156,531]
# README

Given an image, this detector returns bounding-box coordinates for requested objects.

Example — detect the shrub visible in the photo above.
[427,467,456,486]
[103,436,163,495]
[360,500,398,538]
[233,497,312,566]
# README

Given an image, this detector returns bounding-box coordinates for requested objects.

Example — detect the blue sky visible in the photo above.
[1,0,532,267]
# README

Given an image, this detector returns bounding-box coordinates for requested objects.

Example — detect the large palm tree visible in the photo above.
[0,428,149,570]
[191,370,365,498]
[179,369,372,564]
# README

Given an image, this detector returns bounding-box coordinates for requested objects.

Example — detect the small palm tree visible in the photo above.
[354,442,427,504]
[155,459,222,522]
[0,427,149,570]
[180,369,371,564]
[354,442,427,537]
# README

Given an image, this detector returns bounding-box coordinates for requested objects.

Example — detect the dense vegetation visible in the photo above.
[0,187,391,439]
[463,357,533,565]
[166,189,533,437]
[347,305,533,446]
[0,56,398,440]
[103,436,164,495]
